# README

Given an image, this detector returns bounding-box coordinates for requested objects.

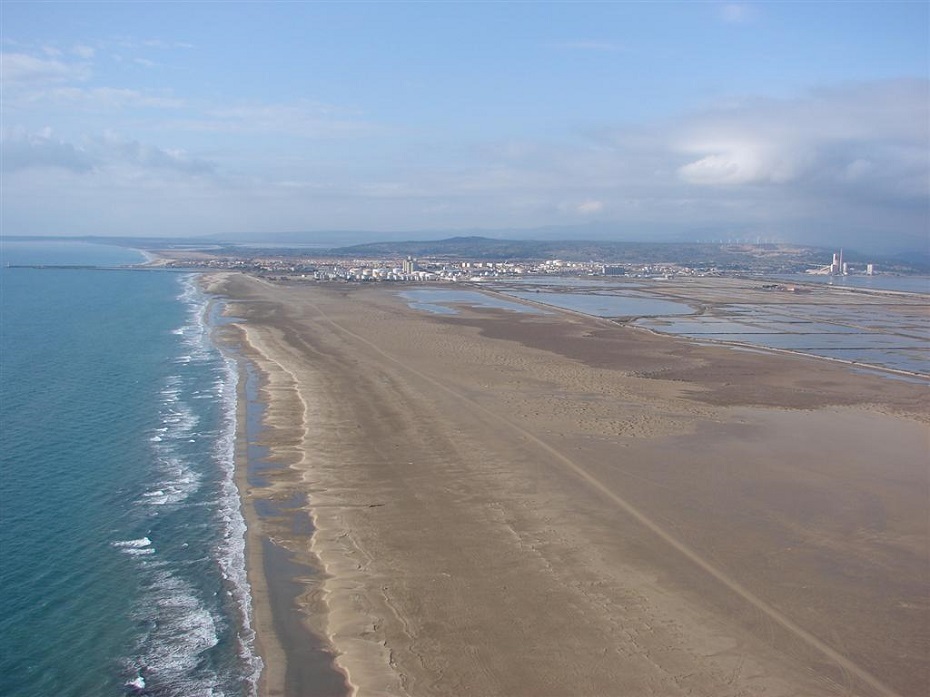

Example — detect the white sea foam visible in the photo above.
[120,275,261,696]
[162,405,198,433]
[114,537,152,549]
[129,569,222,695]
[176,276,215,364]
[113,537,156,556]
[213,353,263,692]
[147,387,204,507]
[144,450,201,506]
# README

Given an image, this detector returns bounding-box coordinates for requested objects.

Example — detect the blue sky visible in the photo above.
[1,1,927,252]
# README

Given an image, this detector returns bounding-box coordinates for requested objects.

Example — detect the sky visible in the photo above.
[1,1,928,252]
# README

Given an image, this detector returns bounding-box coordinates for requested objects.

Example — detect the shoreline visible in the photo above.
[204,281,285,696]
[209,272,928,697]
[205,273,352,697]
[233,356,287,697]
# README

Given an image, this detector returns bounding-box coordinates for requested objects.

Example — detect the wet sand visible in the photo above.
[209,273,929,697]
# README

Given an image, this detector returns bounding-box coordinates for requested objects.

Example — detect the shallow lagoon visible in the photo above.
[504,276,645,290]
[399,289,547,315]
[497,278,929,378]
[403,280,929,378]
[773,273,930,295]
[503,290,694,318]
[637,303,930,376]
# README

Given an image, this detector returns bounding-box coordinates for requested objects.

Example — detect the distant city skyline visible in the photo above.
[1,1,927,253]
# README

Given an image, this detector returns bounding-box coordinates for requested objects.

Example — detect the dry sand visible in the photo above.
[207,273,929,697]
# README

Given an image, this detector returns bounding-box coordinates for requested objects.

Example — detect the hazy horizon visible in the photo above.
[2,2,927,253]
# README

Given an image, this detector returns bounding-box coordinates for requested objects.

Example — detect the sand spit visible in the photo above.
[209,273,928,697]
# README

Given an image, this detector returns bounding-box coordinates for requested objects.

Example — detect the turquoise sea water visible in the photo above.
[0,241,260,696]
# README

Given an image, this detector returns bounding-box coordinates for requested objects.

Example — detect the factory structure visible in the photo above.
[809,250,874,276]
[402,256,418,275]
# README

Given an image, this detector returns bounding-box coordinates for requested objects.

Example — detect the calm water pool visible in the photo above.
[503,291,694,318]
[399,289,548,315]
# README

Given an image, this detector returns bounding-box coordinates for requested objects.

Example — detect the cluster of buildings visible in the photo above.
[300,257,570,282]
[154,252,712,283]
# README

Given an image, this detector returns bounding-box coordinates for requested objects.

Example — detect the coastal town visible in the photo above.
[152,252,665,282]
[147,241,891,283]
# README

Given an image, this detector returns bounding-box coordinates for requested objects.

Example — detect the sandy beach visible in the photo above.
[207,273,929,697]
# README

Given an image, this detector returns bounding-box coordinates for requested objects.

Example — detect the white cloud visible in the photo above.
[380,79,927,248]
[678,144,803,185]
[576,199,605,214]
[140,38,194,50]
[35,86,184,110]
[843,159,873,182]
[93,131,216,175]
[675,80,929,201]
[552,40,626,53]
[0,127,94,173]
[555,198,607,216]
[719,3,753,24]
[1,66,925,251]
[0,52,90,85]
[1,127,215,177]
[169,101,379,138]
[72,45,95,59]
[110,37,194,51]
[0,47,182,111]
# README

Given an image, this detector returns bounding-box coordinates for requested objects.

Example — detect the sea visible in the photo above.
[0,240,261,696]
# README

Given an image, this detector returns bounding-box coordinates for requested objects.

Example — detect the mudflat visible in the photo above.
[210,273,929,697]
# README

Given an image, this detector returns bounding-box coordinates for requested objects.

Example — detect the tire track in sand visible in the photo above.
[303,293,901,697]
